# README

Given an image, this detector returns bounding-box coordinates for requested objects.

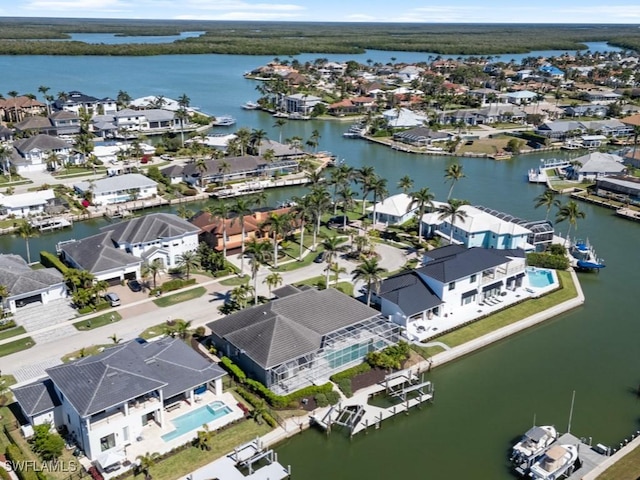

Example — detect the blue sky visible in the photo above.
[5,0,640,23]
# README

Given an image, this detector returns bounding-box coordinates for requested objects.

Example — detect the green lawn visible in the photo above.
[61,343,115,363]
[140,421,272,480]
[597,444,640,480]
[433,270,577,349]
[219,275,250,287]
[74,311,123,331]
[153,286,207,307]
[0,337,35,357]
[0,325,26,341]
[139,322,170,340]
[272,246,325,272]
[411,344,445,359]
[0,374,16,391]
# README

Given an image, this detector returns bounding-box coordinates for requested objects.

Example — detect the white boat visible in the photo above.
[511,426,558,472]
[212,115,236,126]
[527,158,571,183]
[272,111,289,119]
[242,101,259,110]
[569,238,605,271]
[289,112,310,120]
[343,123,366,138]
[528,444,578,479]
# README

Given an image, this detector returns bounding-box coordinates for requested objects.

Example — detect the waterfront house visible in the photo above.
[0,254,66,314]
[11,134,72,173]
[382,107,428,128]
[14,116,57,136]
[283,94,323,115]
[182,155,299,187]
[0,189,56,218]
[539,64,565,79]
[12,337,229,465]
[53,91,117,117]
[569,152,626,181]
[594,176,640,203]
[0,96,46,123]
[393,127,450,147]
[49,111,81,135]
[207,287,400,395]
[504,90,538,105]
[74,174,158,206]
[421,202,552,251]
[159,164,184,185]
[114,108,177,133]
[367,193,419,225]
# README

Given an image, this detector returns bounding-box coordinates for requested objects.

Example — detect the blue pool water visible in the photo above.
[527,268,555,289]
[161,401,232,442]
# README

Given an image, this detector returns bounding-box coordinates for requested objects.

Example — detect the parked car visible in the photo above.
[127,279,143,292]
[327,215,349,228]
[313,251,326,263]
[104,292,121,307]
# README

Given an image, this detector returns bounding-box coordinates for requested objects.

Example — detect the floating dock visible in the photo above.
[30,217,73,232]
[312,368,434,437]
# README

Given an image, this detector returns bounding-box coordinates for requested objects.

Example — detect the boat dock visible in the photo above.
[527,158,571,184]
[312,368,434,437]
[178,438,290,480]
[553,433,609,480]
[29,217,73,232]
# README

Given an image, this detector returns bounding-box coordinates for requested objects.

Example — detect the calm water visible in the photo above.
[0,44,637,479]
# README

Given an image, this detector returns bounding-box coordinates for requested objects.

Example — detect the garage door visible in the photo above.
[107,277,122,286]
[124,272,137,280]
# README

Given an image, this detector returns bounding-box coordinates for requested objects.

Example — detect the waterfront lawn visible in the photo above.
[219,275,250,287]
[456,137,511,155]
[61,344,114,363]
[0,337,35,357]
[434,271,576,348]
[411,344,445,359]
[0,325,26,341]
[153,286,206,307]
[140,421,272,480]
[139,322,169,340]
[598,444,640,480]
[73,311,123,331]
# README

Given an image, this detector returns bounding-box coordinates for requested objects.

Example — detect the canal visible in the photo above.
[0,44,637,479]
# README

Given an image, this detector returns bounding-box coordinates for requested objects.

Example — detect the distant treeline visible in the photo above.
[0,19,638,56]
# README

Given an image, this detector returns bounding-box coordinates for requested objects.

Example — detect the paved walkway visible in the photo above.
[582,434,640,479]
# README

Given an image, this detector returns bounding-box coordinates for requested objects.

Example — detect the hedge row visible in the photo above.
[39,251,69,274]
[329,362,371,382]
[77,302,111,315]
[0,320,16,332]
[526,253,570,270]
[220,356,333,408]
[5,444,38,480]
[235,387,278,427]
[159,278,197,293]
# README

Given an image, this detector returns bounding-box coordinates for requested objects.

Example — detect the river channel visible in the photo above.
[0,43,637,479]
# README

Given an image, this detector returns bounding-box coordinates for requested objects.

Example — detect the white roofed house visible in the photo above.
[114,108,177,133]
[382,107,428,128]
[366,193,419,226]
[568,152,626,181]
[0,189,56,218]
[284,93,323,115]
[74,173,157,206]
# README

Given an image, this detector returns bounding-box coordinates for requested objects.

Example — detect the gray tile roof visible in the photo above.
[0,254,64,297]
[59,232,141,274]
[101,213,199,245]
[182,156,263,177]
[378,272,443,316]
[46,337,225,417]
[75,173,157,195]
[208,288,380,369]
[271,285,302,298]
[12,379,61,417]
[13,134,69,154]
[418,247,510,283]
[160,165,184,178]
[14,116,53,131]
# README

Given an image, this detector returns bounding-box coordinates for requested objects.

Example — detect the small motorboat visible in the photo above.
[528,444,578,479]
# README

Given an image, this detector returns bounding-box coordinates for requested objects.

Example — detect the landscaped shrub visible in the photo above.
[160,278,197,293]
[5,444,38,480]
[39,251,68,273]
[330,363,371,382]
[547,244,567,256]
[183,188,198,196]
[325,390,341,405]
[30,424,64,461]
[336,379,352,397]
[0,320,17,331]
[77,302,111,315]
[194,326,206,337]
[220,357,247,382]
[526,252,570,270]
[314,393,329,408]
[366,341,410,370]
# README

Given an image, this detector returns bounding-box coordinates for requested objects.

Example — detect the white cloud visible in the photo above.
[183,0,304,12]
[24,0,126,11]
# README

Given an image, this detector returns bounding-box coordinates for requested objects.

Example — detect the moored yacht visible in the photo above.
[212,115,236,126]
[511,426,558,474]
[569,239,605,271]
[528,444,578,479]
[242,101,259,110]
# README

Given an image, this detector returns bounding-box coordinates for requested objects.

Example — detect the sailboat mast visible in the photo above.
[567,390,576,434]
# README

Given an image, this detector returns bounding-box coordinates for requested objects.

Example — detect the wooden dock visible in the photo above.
[616,207,640,222]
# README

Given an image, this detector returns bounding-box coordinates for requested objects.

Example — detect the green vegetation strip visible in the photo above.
[74,311,123,331]
[0,326,26,341]
[153,286,207,307]
[597,444,640,480]
[219,275,250,287]
[272,246,324,272]
[432,270,576,349]
[61,344,113,363]
[411,344,446,359]
[139,322,169,340]
[0,337,35,357]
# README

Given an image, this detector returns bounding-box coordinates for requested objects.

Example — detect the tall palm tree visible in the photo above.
[235,127,252,156]
[262,212,291,268]
[437,199,469,245]
[218,160,231,185]
[195,158,208,188]
[322,236,343,288]
[338,185,357,229]
[0,284,9,315]
[556,200,586,246]
[329,164,354,215]
[231,197,253,273]
[244,238,272,305]
[15,220,39,264]
[370,176,388,225]
[206,202,232,258]
[352,258,387,306]
[308,187,331,251]
[291,195,311,261]
[136,452,159,480]
[142,259,165,289]
[534,189,561,221]
[408,187,435,241]
[329,262,347,289]
[0,146,12,182]
[356,166,377,215]
[38,85,50,114]
[273,118,287,143]
[230,284,252,310]
[177,250,200,280]
[397,175,414,194]
[250,128,268,156]
[263,272,283,297]
[444,163,466,200]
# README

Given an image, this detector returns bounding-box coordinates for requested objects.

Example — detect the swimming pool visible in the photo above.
[527,268,555,289]
[161,401,232,442]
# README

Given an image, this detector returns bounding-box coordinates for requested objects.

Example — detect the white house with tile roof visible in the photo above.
[0,189,56,218]
[366,193,418,225]
[11,134,72,173]
[74,174,157,206]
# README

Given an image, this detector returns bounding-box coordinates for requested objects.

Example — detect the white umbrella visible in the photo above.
[97,449,125,468]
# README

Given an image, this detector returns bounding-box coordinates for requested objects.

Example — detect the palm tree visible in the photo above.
[108,333,122,345]
[437,199,469,245]
[142,259,165,289]
[136,452,159,480]
[556,200,586,246]
[195,158,208,188]
[534,189,561,221]
[329,262,347,289]
[322,236,343,288]
[356,166,376,215]
[338,185,357,229]
[0,284,9,315]
[408,187,435,241]
[250,128,268,156]
[264,272,283,297]
[173,319,192,339]
[15,220,39,264]
[370,176,388,226]
[354,232,370,256]
[235,127,251,156]
[195,424,214,451]
[352,258,387,306]
[273,118,287,143]
[230,284,252,310]
[231,197,253,273]
[177,251,200,280]
[329,164,354,215]
[291,195,311,261]
[262,212,291,268]
[397,175,414,194]
[245,238,272,305]
[206,202,232,258]
[176,205,194,219]
[218,160,231,185]
[0,145,13,182]
[38,85,50,114]
[308,187,331,251]
[444,163,466,200]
